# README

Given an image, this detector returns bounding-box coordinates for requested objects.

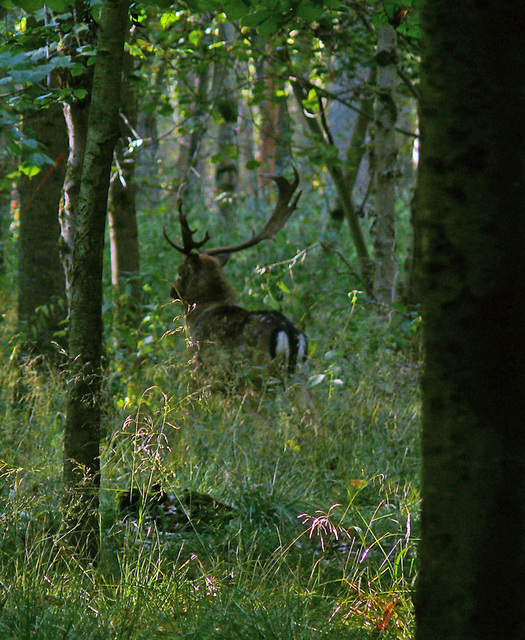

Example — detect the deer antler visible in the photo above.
[163,185,211,255]
[206,166,301,256]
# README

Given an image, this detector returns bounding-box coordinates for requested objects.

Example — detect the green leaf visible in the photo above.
[20,137,39,150]
[297,0,324,22]
[73,88,88,99]
[26,151,54,166]
[188,29,203,46]
[225,144,239,159]
[13,0,44,11]
[240,8,273,29]
[45,0,72,11]
[245,159,261,170]
[301,88,318,113]
[308,373,326,387]
[257,14,280,37]
[159,10,180,29]
[277,281,291,294]
[221,0,252,21]
[19,163,41,177]
[138,0,171,7]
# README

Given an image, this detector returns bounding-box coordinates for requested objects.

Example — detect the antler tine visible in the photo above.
[265,164,300,201]
[163,225,185,253]
[163,185,211,254]
[206,166,302,256]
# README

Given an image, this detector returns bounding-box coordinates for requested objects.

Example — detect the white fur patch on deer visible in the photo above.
[273,330,290,361]
[297,332,308,371]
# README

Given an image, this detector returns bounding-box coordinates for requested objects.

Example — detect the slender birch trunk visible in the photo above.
[62,0,130,559]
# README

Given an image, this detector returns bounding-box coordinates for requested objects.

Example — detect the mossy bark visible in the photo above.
[62,0,130,560]
[108,52,141,326]
[372,24,398,305]
[18,101,67,355]
[415,1,525,638]
[60,100,89,307]
[58,0,95,308]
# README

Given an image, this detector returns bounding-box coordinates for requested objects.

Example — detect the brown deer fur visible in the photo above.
[165,169,307,380]
[171,252,307,377]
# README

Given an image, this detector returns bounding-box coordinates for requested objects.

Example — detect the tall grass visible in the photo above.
[0,196,421,638]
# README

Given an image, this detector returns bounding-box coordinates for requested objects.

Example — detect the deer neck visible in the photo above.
[183,289,237,325]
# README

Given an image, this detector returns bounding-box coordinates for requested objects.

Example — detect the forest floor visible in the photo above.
[0,218,421,638]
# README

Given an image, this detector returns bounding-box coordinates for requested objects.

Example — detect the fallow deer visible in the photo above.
[164,168,307,382]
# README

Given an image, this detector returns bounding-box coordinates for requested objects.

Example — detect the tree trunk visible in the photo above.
[344,67,376,200]
[17,102,67,355]
[257,62,278,178]
[291,79,373,291]
[60,100,90,309]
[173,62,208,202]
[327,66,376,236]
[108,52,140,325]
[256,57,292,191]
[108,148,140,326]
[415,1,525,638]
[58,1,95,310]
[62,0,130,559]
[213,22,238,218]
[238,78,257,196]
[371,25,398,305]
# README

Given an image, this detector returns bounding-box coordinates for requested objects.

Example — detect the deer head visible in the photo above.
[164,168,306,377]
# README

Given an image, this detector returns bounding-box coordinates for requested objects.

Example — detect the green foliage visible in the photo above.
[371,0,421,39]
[0,0,421,635]
[0,7,85,195]
[0,190,420,637]
[0,0,91,10]
[178,0,332,36]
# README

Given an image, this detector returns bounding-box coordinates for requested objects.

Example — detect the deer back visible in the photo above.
[171,253,307,376]
[187,303,307,376]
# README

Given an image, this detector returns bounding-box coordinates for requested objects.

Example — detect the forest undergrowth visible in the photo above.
[0,206,421,639]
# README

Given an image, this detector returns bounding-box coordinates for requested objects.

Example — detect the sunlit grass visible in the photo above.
[0,233,421,638]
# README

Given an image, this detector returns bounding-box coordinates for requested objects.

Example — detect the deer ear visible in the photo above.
[216,253,230,267]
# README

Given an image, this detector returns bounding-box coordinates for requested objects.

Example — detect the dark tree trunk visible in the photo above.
[213,22,238,218]
[58,0,95,309]
[344,67,376,203]
[371,24,398,305]
[60,100,89,308]
[62,0,130,560]
[256,56,292,191]
[173,62,208,202]
[327,67,376,240]
[108,52,140,325]
[17,102,68,355]
[108,152,140,318]
[415,1,525,638]
[136,58,164,211]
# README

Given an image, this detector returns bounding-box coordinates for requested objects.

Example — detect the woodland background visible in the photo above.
[1,0,523,638]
